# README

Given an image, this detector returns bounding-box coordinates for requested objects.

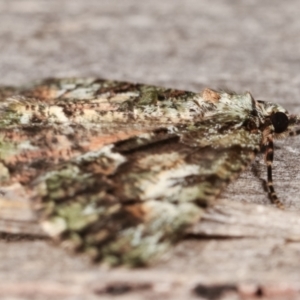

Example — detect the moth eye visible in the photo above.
[157,94,166,101]
[270,112,289,133]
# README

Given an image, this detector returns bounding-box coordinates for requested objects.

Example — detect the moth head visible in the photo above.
[258,100,300,138]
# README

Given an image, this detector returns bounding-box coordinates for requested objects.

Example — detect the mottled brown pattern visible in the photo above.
[0,78,299,266]
[202,88,221,102]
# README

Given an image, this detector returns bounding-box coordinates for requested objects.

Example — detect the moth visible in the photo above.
[0,78,299,266]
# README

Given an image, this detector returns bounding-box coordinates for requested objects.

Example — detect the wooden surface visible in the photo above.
[1,1,300,299]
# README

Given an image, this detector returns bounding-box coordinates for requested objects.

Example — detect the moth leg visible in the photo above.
[265,138,285,209]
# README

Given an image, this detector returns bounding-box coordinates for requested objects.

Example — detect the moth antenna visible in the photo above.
[288,115,300,136]
[289,128,300,137]
[265,137,285,209]
[289,115,300,136]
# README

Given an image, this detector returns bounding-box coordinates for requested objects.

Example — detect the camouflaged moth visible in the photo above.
[0,78,299,266]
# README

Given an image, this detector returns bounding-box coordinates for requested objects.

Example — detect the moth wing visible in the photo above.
[0,79,262,265]
[33,125,260,266]
[0,77,168,185]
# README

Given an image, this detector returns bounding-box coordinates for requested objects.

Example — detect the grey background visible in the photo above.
[1,1,300,299]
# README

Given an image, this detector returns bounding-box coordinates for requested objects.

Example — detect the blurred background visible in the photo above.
[1,0,300,114]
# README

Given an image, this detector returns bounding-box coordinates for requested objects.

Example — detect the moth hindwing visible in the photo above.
[0,78,299,266]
